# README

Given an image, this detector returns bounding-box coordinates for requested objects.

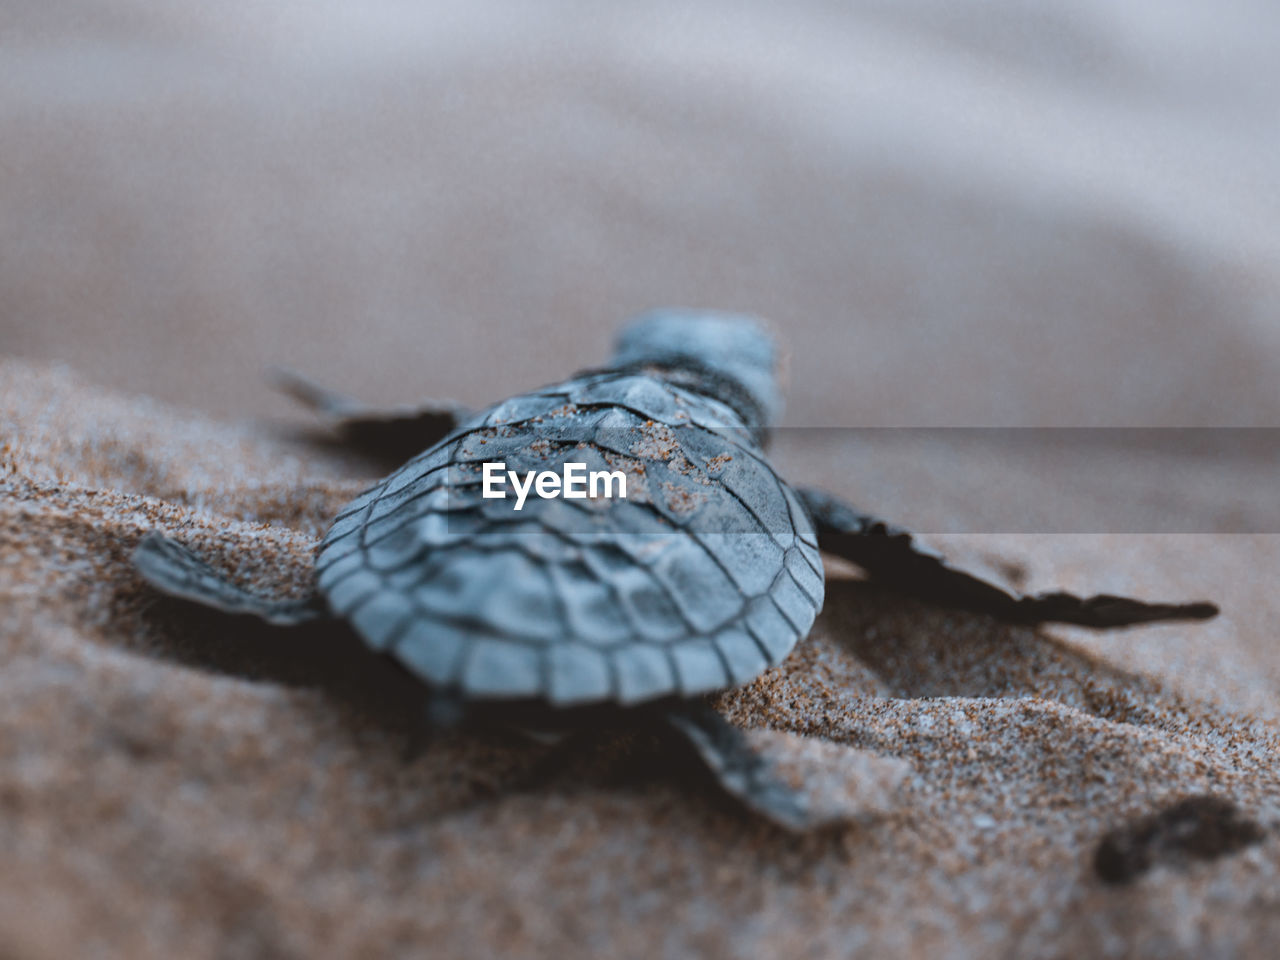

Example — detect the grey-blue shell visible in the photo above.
[313,371,824,707]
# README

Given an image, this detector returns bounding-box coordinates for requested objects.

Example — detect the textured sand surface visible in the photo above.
[4,1,1280,957]
[4,363,1279,959]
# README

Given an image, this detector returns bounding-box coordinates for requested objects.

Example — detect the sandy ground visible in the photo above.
[3,1,1280,957]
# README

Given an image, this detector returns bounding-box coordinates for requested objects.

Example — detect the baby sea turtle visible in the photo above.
[134,310,1217,829]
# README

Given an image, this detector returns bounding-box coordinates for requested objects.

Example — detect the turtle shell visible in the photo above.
[313,370,824,707]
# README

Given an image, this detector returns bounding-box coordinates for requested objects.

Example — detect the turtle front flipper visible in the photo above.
[661,701,812,831]
[270,367,469,464]
[797,488,1218,629]
[134,533,325,627]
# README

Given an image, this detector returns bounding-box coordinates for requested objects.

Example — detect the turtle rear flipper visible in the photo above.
[662,701,812,831]
[797,488,1218,629]
[270,367,468,463]
[134,533,325,627]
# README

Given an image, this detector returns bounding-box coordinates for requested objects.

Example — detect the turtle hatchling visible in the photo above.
[135,311,1218,829]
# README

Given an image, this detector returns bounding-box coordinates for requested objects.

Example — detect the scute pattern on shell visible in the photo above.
[314,371,823,706]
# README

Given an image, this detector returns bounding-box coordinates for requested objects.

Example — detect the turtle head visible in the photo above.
[612,310,784,428]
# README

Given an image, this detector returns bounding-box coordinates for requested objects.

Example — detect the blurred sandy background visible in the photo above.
[4,0,1279,429]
